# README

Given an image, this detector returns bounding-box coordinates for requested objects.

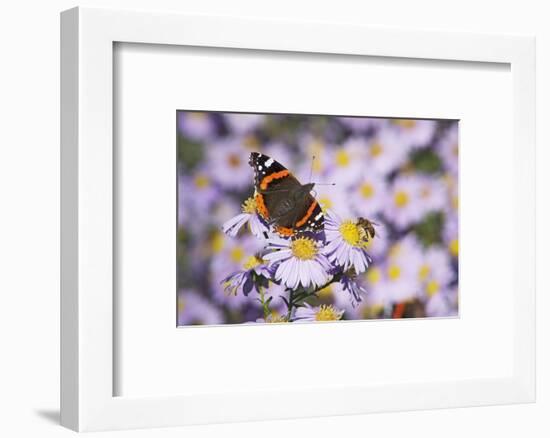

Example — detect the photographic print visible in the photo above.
[177,111,458,326]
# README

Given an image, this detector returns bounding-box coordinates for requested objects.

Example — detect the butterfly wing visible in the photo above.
[249,152,300,220]
[248,152,324,234]
[293,194,324,232]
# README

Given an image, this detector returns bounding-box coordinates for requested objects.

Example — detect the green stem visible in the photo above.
[290,274,344,311]
[286,289,295,320]
[258,285,270,320]
[284,273,344,320]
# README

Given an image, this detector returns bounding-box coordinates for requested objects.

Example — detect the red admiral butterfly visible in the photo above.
[249,152,325,237]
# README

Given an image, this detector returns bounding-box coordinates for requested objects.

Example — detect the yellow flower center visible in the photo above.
[452,196,459,211]
[315,305,343,321]
[366,266,382,284]
[392,119,416,129]
[243,134,259,148]
[291,237,318,260]
[308,139,325,173]
[230,246,245,263]
[211,232,224,253]
[419,264,430,281]
[177,298,186,313]
[318,284,333,298]
[194,174,210,189]
[243,255,262,270]
[267,314,288,323]
[360,183,375,199]
[449,239,459,257]
[339,221,367,247]
[188,112,206,120]
[319,196,333,212]
[388,243,401,259]
[426,280,440,297]
[227,153,241,168]
[335,150,350,167]
[242,197,257,214]
[370,142,383,157]
[394,191,409,208]
[388,264,401,281]
[362,304,384,319]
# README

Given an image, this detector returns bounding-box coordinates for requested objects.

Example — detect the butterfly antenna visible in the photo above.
[308,155,315,183]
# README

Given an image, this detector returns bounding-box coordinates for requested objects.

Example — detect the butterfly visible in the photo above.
[249,152,324,237]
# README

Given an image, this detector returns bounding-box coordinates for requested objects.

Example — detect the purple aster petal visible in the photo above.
[299,261,309,289]
[264,248,292,264]
[309,260,327,287]
[222,213,250,237]
[287,259,300,289]
[248,214,268,239]
[275,259,290,284]
[266,237,292,250]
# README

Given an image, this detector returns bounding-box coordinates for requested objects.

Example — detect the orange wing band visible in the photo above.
[255,193,269,219]
[275,226,295,237]
[295,200,318,228]
[260,170,290,190]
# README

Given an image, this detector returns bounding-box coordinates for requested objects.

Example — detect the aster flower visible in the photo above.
[224,113,265,134]
[296,134,330,180]
[324,136,367,188]
[254,314,289,324]
[207,138,253,190]
[222,254,272,297]
[443,215,459,259]
[222,196,269,239]
[350,170,388,218]
[363,266,390,309]
[324,211,372,274]
[338,270,368,307]
[177,111,218,141]
[443,174,459,217]
[425,286,458,317]
[209,234,266,309]
[314,181,355,220]
[293,304,344,322]
[365,129,410,176]
[417,246,454,288]
[416,175,448,214]
[178,169,218,228]
[415,247,456,316]
[436,123,459,176]
[338,116,384,134]
[383,234,423,304]
[263,237,332,290]
[387,118,437,149]
[177,289,223,326]
[383,175,425,229]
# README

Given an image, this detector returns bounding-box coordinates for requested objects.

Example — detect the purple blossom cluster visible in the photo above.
[177,111,459,325]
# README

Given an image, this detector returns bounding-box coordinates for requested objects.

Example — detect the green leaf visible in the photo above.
[414,211,444,247]
[410,148,442,174]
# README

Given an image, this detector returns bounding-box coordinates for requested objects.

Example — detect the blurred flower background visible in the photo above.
[177,111,459,325]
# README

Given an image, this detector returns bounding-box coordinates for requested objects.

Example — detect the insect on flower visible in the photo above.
[357,217,378,241]
[249,152,327,237]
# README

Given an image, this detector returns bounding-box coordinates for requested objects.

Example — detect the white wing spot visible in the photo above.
[314,212,323,220]
[265,158,274,167]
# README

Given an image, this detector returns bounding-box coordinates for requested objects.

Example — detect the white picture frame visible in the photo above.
[60,6,536,432]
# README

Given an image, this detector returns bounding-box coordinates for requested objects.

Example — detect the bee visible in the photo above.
[357,217,378,241]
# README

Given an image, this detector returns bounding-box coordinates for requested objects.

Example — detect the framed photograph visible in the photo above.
[61,7,536,432]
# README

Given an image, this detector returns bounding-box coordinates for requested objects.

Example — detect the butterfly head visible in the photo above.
[293,182,315,200]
